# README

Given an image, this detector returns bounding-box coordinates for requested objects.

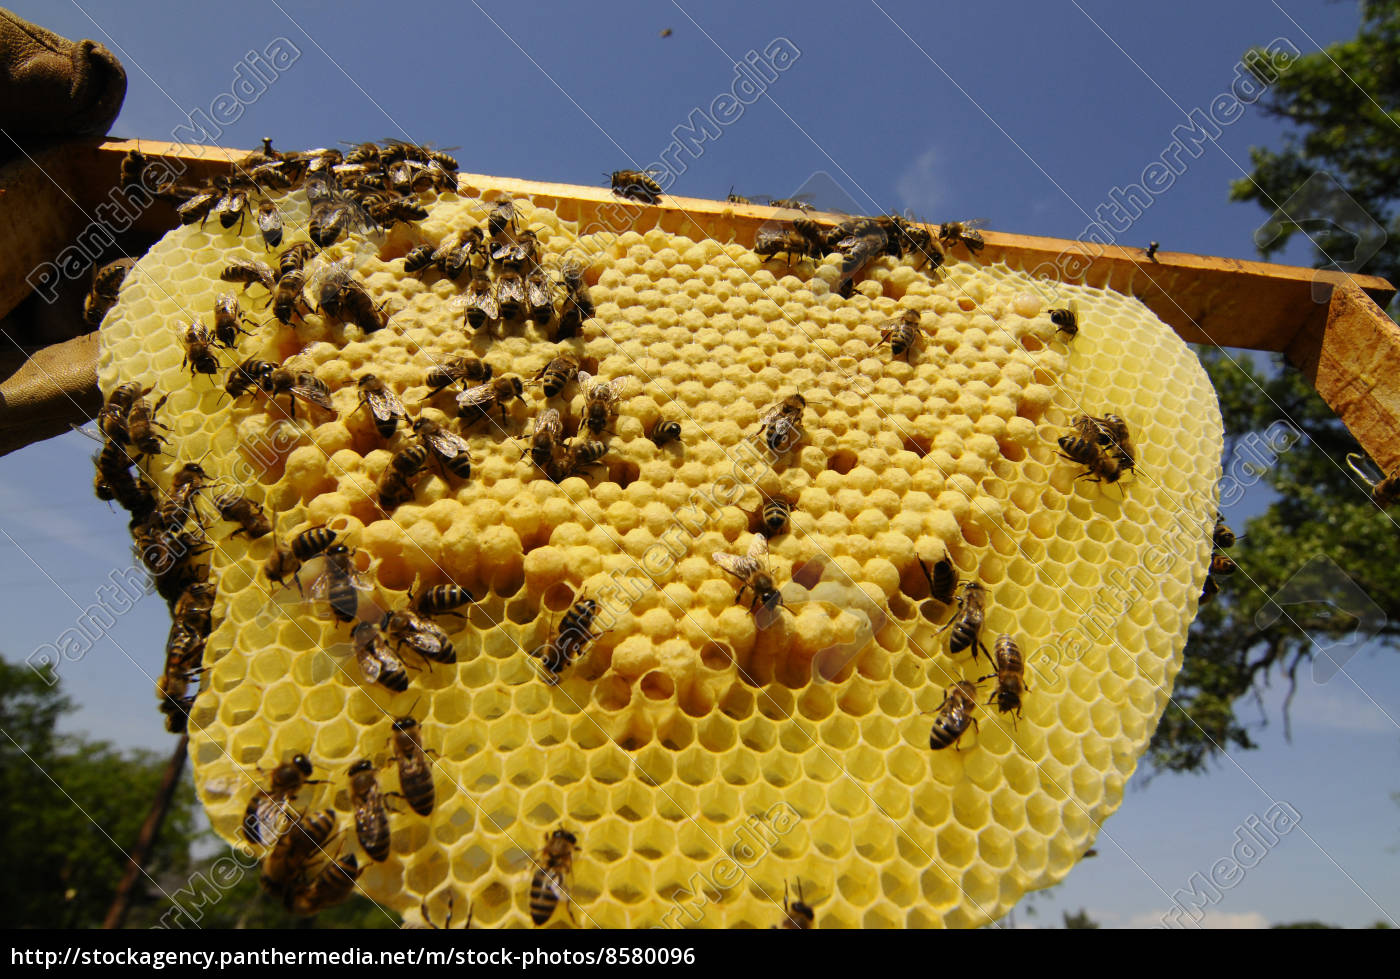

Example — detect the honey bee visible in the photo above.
[1057,431,1124,484]
[487,199,517,237]
[647,418,681,448]
[309,198,356,248]
[528,828,579,925]
[523,407,564,471]
[403,244,437,274]
[830,220,901,297]
[310,544,365,624]
[410,583,475,617]
[366,195,429,226]
[879,309,928,362]
[264,526,339,592]
[1048,301,1079,340]
[460,268,498,329]
[525,266,555,325]
[609,169,663,204]
[492,228,540,268]
[211,491,272,539]
[774,879,815,930]
[1199,574,1220,606]
[533,354,580,398]
[96,442,153,517]
[753,224,823,264]
[225,357,277,399]
[213,177,252,232]
[378,442,428,510]
[412,417,473,480]
[119,145,149,187]
[242,754,320,846]
[530,598,603,683]
[212,293,254,348]
[928,680,981,750]
[348,759,392,863]
[176,187,220,227]
[918,554,958,605]
[355,374,407,438]
[884,215,942,271]
[750,491,797,538]
[172,580,216,636]
[768,197,817,212]
[456,375,524,425]
[382,608,456,664]
[256,199,283,249]
[97,380,146,444]
[980,633,1029,723]
[270,267,311,326]
[1209,552,1237,576]
[83,259,132,327]
[220,259,277,293]
[550,259,592,337]
[753,393,806,454]
[287,853,361,916]
[1146,241,1160,262]
[311,261,387,333]
[1093,412,1134,469]
[158,461,209,529]
[389,716,435,816]
[726,188,753,205]
[424,356,491,396]
[261,368,335,420]
[546,439,608,483]
[157,665,201,733]
[578,372,627,436]
[259,808,337,896]
[351,620,410,693]
[1345,451,1400,508]
[713,535,788,622]
[277,242,316,278]
[181,321,220,377]
[937,218,987,254]
[1212,515,1237,550]
[494,268,526,321]
[125,391,169,456]
[436,227,484,280]
[939,581,990,664]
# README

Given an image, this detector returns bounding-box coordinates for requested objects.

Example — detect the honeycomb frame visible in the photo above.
[97,170,1222,929]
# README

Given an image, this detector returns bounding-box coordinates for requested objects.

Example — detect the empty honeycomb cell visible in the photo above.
[103,181,1221,928]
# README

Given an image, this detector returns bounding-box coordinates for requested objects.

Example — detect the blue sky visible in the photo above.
[2,0,1396,928]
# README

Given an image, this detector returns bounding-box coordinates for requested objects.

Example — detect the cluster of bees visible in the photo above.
[1199,515,1239,605]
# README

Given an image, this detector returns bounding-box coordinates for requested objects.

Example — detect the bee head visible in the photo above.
[292,754,313,776]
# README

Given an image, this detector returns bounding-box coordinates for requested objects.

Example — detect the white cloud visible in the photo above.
[895,146,947,219]
[1120,908,1270,929]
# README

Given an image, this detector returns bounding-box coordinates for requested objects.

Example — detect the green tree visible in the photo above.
[1152,0,1400,772]
[0,658,197,927]
[1062,908,1100,929]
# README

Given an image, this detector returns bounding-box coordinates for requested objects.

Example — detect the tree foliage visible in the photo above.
[1153,1,1400,773]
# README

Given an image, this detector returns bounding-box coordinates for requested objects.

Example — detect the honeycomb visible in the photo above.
[97,175,1222,929]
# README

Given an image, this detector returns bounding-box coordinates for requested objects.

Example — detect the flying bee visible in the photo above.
[260,808,337,896]
[287,853,361,915]
[530,598,602,683]
[1345,451,1400,508]
[125,391,169,456]
[424,357,491,396]
[928,680,981,750]
[1212,515,1238,549]
[533,354,580,398]
[713,535,788,622]
[609,169,663,204]
[351,621,410,693]
[753,393,806,454]
[354,374,407,438]
[456,375,524,426]
[256,199,283,249]
[242,754,320,846]
[750,491,797,538]
[211,491,271,539]
[980,634,1029,723]
[383,607,455,665]
[918,554,959,606]
[176,187,220,226]
[578,372,627,436]
[525,266,555,324]
[403,244,436,274]
[528,829,579,925]
[410,583,475,618]
[494,268,526,321]
[1209,552,1238,576]
[523,407,564,471]
[212,293,254,348]
[309,198,355,248]
[1199,574,1220,606]
[389,716,435,817]
[1048,300,1079,340]
[939,581,990,664]
[310,544,365,624]
[348,759,392,863]
[753,224,823,264]
[937,218,987,255]
[277,242,316,278]
[225,358,276,400]
[270,268,311,325]
[775,880,815,930]
[879,309,928,362]
[220,259,276,293]
[1057,431,1124,484]
[460,268,498,330]
[487,199,517,237]
[412,417,473,480]
[181,321,220,378]
[648,417,681,448]
[261,368,335,420]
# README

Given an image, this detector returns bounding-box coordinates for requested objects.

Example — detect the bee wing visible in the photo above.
[496,273,525,304]
[576,370,594,391]
[746,534,770,563]
[422,426,471,461]
[958,217,990,230]
[457,381,500,411]
[71,422,107,444]
[291,381,336,413]
[536,408,562,440]
[525,270,553,307]
[305,256,350,298]
[597,377,629,404]
[366,388,407,421]
[713,551,760,579]
[355,638,385,684]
